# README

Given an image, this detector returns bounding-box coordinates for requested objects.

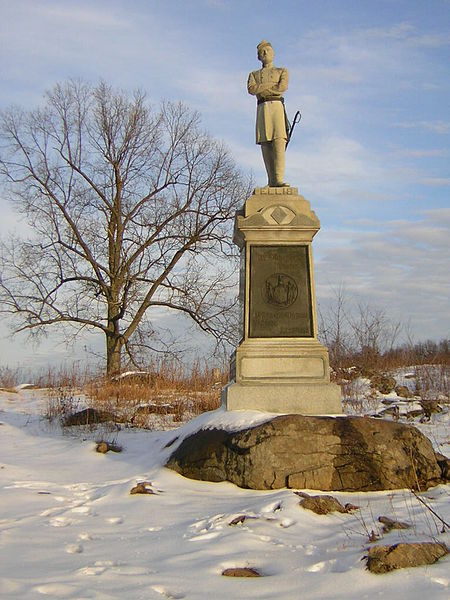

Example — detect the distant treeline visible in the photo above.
[381,339,450,366]
[329,338,450,372]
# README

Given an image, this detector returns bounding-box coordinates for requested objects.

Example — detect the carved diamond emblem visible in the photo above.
[260,204,296,225]
[271,206,288,224]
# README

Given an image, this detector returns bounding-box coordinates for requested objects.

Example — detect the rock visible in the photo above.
[371,375,396,395]
[133,402,174,418]
[395,385,413,399]
[298,494,347,515]
[96,442,109,453]
[366,542,448,573]
[406,409,424,420]
[95,441,122,454]
[377,406,400,419]
[130,482,154,495]
[222,567,261,577]
[378,516,410,532]
[63,408,117,426]
[166,415,444,491]
[229,515,248,526]
[294,491,309,499]
[295,493,358,514]
[164,435,179,448]
[113,371,155,384]
[420,400,442,419]
[336,367,359,382]
[368,530,380,543]
[436,453,450,481]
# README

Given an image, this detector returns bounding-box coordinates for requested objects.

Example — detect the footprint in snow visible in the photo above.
[78,560,120,577]
[188,531,221,542]
[49,516,75,527]
[67,483,91,493]
[189,518,208,530]
[65,543,83,554]
[430,577,448,587]
[279,517,296,528]
[304,544,318,556]
[107,516,123,524]
[32,583,81,596]
[113,565,150,576]
[306,559,336,573]
[78,561,150,578]
[189,514,225,531]
[40,507,61,517]
[70,505,92,515]
[260,500,283,514]
[152,584,185,599]
[78,565,107,576]
[306,560,327,572]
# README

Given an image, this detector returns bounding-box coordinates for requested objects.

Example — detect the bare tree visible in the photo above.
[348,302,402,366]
[317,284,351,371]
[0,80,249,375]
[319,286,403,371]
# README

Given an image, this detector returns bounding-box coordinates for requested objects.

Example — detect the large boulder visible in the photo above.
[166,415,446,491]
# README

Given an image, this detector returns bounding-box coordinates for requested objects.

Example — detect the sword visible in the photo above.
[286,110,301,149]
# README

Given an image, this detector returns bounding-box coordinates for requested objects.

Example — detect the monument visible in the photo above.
[221,41,341,414]
[166,42,448,494]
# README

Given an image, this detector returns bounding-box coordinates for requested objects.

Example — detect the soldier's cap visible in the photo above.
[257,40,273,52]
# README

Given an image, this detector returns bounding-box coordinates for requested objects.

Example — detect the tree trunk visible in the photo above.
[106,333,122,378]
[106,282,123,377]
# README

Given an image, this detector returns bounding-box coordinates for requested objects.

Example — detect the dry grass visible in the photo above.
[0,366,26,390]
[5,343,449,428]
[0,358,226,429]
[35,364,95,390]
[340,378,381,416]
[45,387,84,422]
[85,359,225,426]
[414,364,449,403]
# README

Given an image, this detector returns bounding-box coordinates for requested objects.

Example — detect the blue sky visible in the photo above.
[0,0,449,368]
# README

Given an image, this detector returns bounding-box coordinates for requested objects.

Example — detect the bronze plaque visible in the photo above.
[249,245,313,338]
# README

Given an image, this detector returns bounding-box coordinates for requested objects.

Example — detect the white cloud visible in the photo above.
[361,22,450,47]
[394,121,450,134]
[35,3,128,29]
[363,22,416,40]
[396,148,448,158]
[418,177,450,186]
[315,210,450,342]
[175,68,250,118]
[286,134,387,202]
[421,207,450,222]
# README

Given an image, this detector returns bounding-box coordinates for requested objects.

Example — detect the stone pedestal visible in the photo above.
[222,186,341,414]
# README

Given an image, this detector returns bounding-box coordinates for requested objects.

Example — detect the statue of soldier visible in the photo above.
[247,40,289,187]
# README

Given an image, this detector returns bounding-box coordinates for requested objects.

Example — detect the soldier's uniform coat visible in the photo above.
[247,66,289,144]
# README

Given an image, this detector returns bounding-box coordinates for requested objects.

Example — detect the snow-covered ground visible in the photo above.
[0,387,448,599]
